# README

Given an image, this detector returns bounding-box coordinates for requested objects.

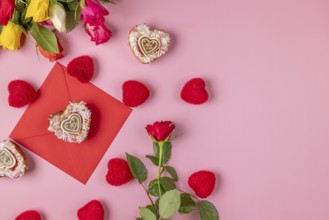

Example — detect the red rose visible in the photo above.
[146,121,175,142]
[0,0,14,26]
[85,22,112,45]
[38,39,64,61]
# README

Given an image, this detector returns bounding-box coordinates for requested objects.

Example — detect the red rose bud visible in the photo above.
[38,39,64,62]
[0,0,15,26]
[146,121,175,142]
[86,23,112,45]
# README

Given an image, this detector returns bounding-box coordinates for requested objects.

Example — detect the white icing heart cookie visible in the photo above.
[129,24,171,64]
[48,102,91,143]
[0,140,28,178]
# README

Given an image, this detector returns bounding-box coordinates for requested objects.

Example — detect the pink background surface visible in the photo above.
[1,0,329,219]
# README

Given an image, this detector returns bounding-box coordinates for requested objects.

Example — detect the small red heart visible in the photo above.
[8,80,37,108]
[77,200,104,220]
[188,170,216,198]
[15,210,41,220]
[67,55,94,83]
[106,158,133,186]
[122,80,150,107]
[181,78,209,104]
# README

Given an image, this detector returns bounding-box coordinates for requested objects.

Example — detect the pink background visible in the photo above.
[1,0,329,219]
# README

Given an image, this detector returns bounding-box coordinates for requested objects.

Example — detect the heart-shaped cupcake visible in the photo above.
[129,24,170,64]
[0,140,28,178]
[48,102,91,143]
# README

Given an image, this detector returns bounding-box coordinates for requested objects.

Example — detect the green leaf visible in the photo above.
[126,153,147,184]
[12,8,21,23]
[199,200,219,220]
[99,0,116,4]
[148,179,163,197]
[146,205,158,216]
[146,155,159,166]
[139,207,157,220]
[159,189,181,219]
[63,1,79,11]
[30,23,59,53]
[148,177,176,197]
[66,9,81,32]
[159,177,176,191]
[165,166,178,181]
[155,198,160,208]
[153,142,172,165]
[179,193,196,214]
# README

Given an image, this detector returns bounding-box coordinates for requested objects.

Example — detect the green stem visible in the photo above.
[157,142,164,197]
[160,166,166,175]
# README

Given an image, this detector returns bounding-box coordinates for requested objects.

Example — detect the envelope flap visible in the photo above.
[10,63,72,140]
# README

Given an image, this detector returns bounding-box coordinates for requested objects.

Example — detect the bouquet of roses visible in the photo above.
[0,0,113,60]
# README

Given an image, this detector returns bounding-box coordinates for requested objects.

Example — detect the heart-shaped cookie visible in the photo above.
[48,102,91,143]
[0,140,28,178]
[129,24,170,64]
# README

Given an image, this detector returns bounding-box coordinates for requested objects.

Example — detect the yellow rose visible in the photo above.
[25,0,50,22]
[0,22,23,50]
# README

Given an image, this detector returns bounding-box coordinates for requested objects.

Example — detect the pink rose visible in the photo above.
[0,0,15,25]
[81,0,109,26]
[146,121,175,142]
[86,23,112,45]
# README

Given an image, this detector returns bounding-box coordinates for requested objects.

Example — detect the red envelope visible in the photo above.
[10,63,132,184]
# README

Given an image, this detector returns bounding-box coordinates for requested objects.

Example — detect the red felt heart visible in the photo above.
[122,80,150,107]
[181,78,209,104]
[188,170,216,198]
[15,210,41,220]
[77,200,104,220]
[106,158,133,186]
[67,55,94,83]
[8,80,37,108]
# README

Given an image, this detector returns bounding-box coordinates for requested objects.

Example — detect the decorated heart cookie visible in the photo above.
[48,102,91,143]
[129,24,170,64]
[0,140,28,178]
